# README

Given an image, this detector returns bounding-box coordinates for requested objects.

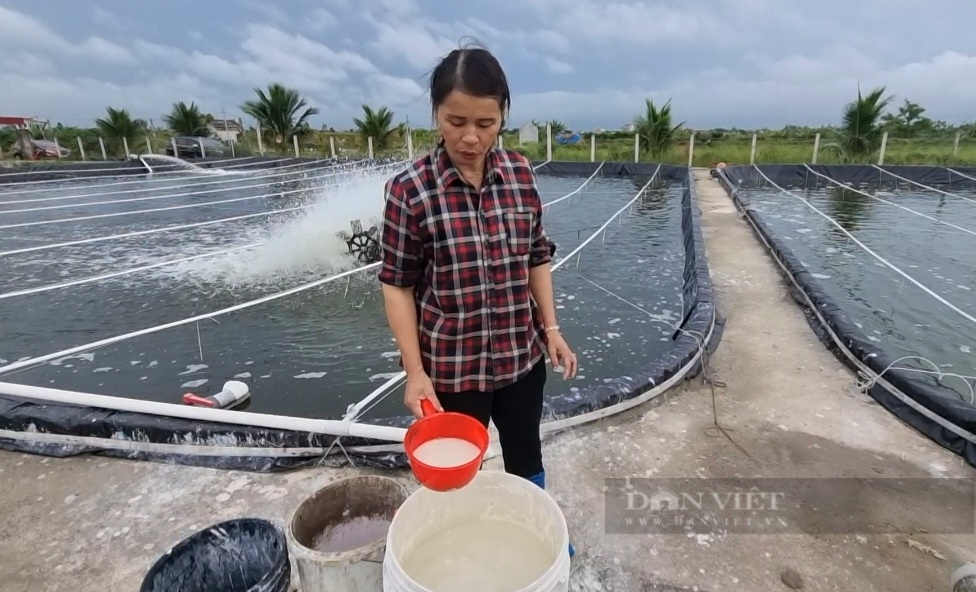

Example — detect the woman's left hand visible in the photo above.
[546,330,577,380]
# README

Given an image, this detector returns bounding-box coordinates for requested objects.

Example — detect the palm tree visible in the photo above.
[163,102,211,137]
[838,85,893,161]
[353,105,399,151]
[241,83,318,145]
[633,98,684,159]
[95,107,142,156]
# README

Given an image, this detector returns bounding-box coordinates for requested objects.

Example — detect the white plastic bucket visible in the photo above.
[382,470,570,592]
[287,475,408,592]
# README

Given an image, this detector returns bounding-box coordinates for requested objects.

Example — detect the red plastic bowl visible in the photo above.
[404,398,489,492]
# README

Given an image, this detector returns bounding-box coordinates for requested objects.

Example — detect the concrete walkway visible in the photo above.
[2,169,973,591]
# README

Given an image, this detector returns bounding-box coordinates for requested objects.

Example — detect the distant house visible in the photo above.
[621,123,636,133]
[518,121,539,144]
[209,119,243,142]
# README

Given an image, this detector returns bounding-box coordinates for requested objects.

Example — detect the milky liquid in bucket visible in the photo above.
[399,517,555,592]
[412,437,481,467]
[312,515,392,553]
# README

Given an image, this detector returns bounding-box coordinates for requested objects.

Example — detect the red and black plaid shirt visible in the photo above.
[378,142,552,393]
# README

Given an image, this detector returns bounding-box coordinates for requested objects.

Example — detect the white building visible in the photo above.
[209,119,243,143]
[518,121,539,144]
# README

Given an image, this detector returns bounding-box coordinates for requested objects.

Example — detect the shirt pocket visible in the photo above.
[503,209,534,256]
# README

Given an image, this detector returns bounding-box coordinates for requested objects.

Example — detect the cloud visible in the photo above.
[306,8,338,31]
[3,1,976,132]
[513,49,976,129]
[545,59,574,75]
[522,0,721,47]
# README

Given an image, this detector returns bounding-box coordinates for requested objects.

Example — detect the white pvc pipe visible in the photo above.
[1,192,298,229]
[870,164,976,205]
[0,261,380,376]
[542,162,604,211]
[552,166,659,271]
[0,380,406,442]
[0,158,376,207]
[804,165,976,237]
[947,168,976,184]
[0,157,323,197]
[0,243,260,299]
[0,203,311,257]
[757,166,976,327]
[0,162,407,256]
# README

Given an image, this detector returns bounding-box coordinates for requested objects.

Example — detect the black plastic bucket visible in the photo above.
[140,518,290,592]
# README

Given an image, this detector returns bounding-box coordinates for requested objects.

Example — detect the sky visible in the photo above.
[2,0,976,132]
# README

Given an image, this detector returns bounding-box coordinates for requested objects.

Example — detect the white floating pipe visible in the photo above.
[2,157,363,202]
[2,189,314,229]
[805,165,976,234]
[757,166,976,328]
[947,168,976,184]
[870,165,976,204]
[0,380,406,442]
[0,162,407,255]
[0,204,310,257]
[0,243,260,299]
[542,162,605,211]
[0,261,381,376]
[0,158,397,214]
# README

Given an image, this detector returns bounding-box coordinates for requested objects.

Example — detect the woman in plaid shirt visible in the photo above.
[378,46,578,555]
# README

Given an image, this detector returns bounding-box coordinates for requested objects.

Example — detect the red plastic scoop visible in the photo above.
[404,398,489,492]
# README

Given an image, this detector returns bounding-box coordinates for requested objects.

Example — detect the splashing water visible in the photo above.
[138,154,218,174]
[165,169,392,288]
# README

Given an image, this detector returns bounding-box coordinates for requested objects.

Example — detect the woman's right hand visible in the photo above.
[404,371,442,419]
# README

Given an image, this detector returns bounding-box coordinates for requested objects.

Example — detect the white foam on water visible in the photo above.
[294,372,327,379]
[369,372,401,381]
[181,379,208,388]
[179,364,208,375]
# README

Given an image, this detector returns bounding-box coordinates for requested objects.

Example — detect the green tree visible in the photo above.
[163,102,211,137]
[881,99,934,138]
[353,105,399,151]
[241,83,319,145]
[634,98,684,159]
[95,107,142,156]
[838,85,893,160]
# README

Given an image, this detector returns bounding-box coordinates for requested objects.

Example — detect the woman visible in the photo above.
[378,45,577,556]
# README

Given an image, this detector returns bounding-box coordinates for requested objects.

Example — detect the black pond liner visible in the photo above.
[140,518,290,592]
[715,163,976,469]
[0,159,722,472]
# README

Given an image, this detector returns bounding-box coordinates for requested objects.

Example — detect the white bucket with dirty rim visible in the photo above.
[382,470,570,592]
[287,475,409,592]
